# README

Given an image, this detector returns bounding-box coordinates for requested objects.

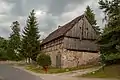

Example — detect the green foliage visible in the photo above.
[85,6,96,26]
[85,6,101,34]
[98,0,120,64]
[0,48,8,60]
[7,21,21,61]
[36,53,51,67]
[0,10,41,61]
[99,0,120,28]
[106,53,120,61]
[21,10,40,62]
[0,37,9,60]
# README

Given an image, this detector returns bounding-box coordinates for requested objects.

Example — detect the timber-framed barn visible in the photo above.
[41,14,99,68]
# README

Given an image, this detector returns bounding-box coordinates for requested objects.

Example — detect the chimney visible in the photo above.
[58,25,61,28]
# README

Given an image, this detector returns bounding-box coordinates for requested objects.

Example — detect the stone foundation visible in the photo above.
[61,49,100,68]
[44,48,100,68]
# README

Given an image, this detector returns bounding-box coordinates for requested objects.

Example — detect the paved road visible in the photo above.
[0,64,42,80]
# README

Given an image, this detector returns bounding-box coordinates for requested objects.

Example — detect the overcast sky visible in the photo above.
[0,0,104,39]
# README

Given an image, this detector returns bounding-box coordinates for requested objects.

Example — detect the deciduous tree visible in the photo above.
[7,21,21,60]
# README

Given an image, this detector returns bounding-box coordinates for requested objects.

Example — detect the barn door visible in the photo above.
[56,54,61,68]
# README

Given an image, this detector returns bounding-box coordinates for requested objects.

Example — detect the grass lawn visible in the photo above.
[25,64,99,74]
[81,64,120,79]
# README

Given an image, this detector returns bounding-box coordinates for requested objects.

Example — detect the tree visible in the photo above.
[99,0,120,29]
[36,53,51,73]
[21,10,40,63]
[85,6,101,34]
[98,0,120,64]
[0,37,9,60]
[7,21,21,60]
[0,37,8,50]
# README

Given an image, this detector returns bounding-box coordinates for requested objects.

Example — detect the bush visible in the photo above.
[100,52,120,65]
[36,53,51,73]
[36,53,51,67]
[0,48,9,61]
[105,59,120,66]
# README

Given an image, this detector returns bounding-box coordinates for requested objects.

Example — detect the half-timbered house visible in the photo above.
[41,14,99,68]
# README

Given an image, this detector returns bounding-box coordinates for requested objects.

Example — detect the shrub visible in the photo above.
[101,52,120,65]
[36,53,51,73]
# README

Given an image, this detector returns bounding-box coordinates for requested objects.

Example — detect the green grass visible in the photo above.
[81,64,120,79]
[25,65,67,74]
[25,64,99,74]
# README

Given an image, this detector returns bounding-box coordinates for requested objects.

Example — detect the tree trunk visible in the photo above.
[25,58,28,64]
[29,58,31,64]
[43,66,48,74]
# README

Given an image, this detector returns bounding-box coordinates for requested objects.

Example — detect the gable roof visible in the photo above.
[42,14,85,45]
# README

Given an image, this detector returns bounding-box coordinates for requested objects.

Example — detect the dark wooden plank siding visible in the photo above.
[65,19,83,39]
[83,17,97,40]
[42,15,98,52]
[64,37,98,51]
[65,16,97,40]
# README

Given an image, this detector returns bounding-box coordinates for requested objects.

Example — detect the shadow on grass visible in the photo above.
[80,64,120,79]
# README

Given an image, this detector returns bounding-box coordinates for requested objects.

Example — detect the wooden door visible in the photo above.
[56,54,61,68]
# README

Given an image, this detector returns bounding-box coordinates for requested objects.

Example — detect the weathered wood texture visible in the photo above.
[64,37,98,51]
[40,15,100,68]
[64,16,98,52]
[65,16,97,40]
[65,19,83,39]
[42,37,64,52]
[83,17,97,39]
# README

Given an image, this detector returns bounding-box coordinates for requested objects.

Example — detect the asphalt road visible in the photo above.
[0,64,42,80]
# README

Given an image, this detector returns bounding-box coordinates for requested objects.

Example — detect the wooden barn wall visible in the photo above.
[65,16,97,40]
[65,19,83,40]
[41,37,64,52]
[83,17,97,39]
[64,37,98,51]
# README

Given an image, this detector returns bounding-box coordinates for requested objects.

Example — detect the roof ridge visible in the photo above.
[63,15,85,34]
[41,15,85,44]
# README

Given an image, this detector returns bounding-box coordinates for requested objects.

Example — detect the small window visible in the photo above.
[49,42,51,47]
[46,44,48,48]
[86,28,88,30]
[54,40,56,45]
[51,42,54,46]
[44,45,46,48]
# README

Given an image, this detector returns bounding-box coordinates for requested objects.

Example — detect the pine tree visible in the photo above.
[21,10,40,63]
[98,0,120,63]
[85,6,101,34]
[7,21,21,60]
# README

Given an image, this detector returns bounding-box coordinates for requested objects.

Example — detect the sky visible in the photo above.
[0,0,105,39]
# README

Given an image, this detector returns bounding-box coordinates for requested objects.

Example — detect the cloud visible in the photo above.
[90,0,105,28]
[37,12,59,39]
[0,0,104,39]
[0,0,13,14]
[47,0,88,16]
[0,25,11,38]
[3,0,49,16]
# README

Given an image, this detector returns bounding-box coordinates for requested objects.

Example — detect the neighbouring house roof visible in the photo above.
[42,14,84,45]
